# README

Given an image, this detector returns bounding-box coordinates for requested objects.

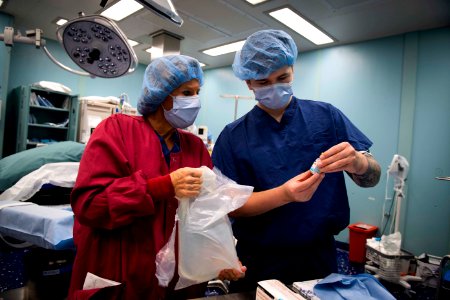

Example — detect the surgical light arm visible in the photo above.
[0,26,92,77]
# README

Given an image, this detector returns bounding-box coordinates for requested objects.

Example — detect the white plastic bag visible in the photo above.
[154,166,253,289]
[155,223,177,287]
[381,231,402,255]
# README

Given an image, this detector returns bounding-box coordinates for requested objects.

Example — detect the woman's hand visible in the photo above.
[217,262,247,281]
[170,167,203,199]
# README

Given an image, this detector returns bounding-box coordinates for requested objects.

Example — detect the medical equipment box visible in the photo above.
[292,279,321,300]
[256,279,306,300]
[25,247,75,299]
[348,223,378,263]
[365,244,414,282]
[78,99,137,143]
[416,254,442,288]
[437,255,450,300]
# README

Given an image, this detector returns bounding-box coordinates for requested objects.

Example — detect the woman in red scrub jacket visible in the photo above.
[68,55,244,300]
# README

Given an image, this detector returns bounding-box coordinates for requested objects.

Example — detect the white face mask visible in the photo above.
[163,95,201,129]
[253,81,293,110]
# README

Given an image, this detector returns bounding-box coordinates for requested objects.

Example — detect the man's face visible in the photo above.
[246,66,294,90]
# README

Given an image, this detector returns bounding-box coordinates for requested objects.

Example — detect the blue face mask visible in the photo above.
[163,95,201,129]
[253,82,293,110]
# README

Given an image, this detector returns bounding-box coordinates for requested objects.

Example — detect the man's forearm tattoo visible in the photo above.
[350,155,381,187]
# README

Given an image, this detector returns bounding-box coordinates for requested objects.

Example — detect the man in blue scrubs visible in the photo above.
[212,29,381,292]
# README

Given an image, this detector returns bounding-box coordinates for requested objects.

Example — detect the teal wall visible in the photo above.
[199,68,256,137]
[1,8,448,256]
[0,12,13,157]
[405,28,450,255]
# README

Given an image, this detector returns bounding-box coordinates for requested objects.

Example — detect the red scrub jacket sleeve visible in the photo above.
[147,174,175,200]
[71,116,157,230]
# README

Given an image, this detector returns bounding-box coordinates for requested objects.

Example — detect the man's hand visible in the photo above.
[218,262,247,281]
[282,170,325,203]
[317,142,367,174]
[318,142,381,187]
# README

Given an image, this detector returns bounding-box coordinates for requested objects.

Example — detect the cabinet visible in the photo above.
[4,85,79,155]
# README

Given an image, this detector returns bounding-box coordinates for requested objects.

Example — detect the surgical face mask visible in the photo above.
[163,95,201,129]
[253,82,293,110]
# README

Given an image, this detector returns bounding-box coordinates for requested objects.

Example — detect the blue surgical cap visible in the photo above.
[138,55,204,115]
[232,29,298,80]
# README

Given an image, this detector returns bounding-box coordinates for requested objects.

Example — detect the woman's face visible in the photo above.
[161,79,201,110]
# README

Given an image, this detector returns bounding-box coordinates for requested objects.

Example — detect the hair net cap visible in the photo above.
[233,29,298,80]
[138,55,204,115]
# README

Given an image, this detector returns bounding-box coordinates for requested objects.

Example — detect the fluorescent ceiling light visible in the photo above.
[269,7,333,45]
[199,62,206,67]
[245,0,268,5]
[145,46,163,59]
[203,40,246,56]
[127,39,139,47]
[55,18,68,26]
[101,0,143,21]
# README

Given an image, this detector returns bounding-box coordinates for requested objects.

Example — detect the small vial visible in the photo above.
[310,158,321,174]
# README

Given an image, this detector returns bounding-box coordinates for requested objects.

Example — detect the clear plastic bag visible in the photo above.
[155,166,253,289]
[155,222,177,287]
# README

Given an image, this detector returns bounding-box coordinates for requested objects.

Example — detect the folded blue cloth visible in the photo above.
[0,201,74,250]
[313,273,395,300]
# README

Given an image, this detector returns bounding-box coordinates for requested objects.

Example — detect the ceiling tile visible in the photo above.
[176,0,265,35]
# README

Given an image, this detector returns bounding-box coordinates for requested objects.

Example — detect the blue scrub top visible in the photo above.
[212,97,372,280]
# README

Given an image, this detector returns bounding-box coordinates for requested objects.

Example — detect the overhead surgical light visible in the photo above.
[100,0,183,26]
[135,0,183,27]
[55,14,138,78]
[0,14,138,78]
[0,0,185,78]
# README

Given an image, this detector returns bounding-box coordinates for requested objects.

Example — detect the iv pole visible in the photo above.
[220,94,254,120]
[387,154,409,234]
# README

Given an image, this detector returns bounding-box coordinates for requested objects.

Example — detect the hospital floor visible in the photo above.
[0,242,439,300]
[0,245,73,300]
